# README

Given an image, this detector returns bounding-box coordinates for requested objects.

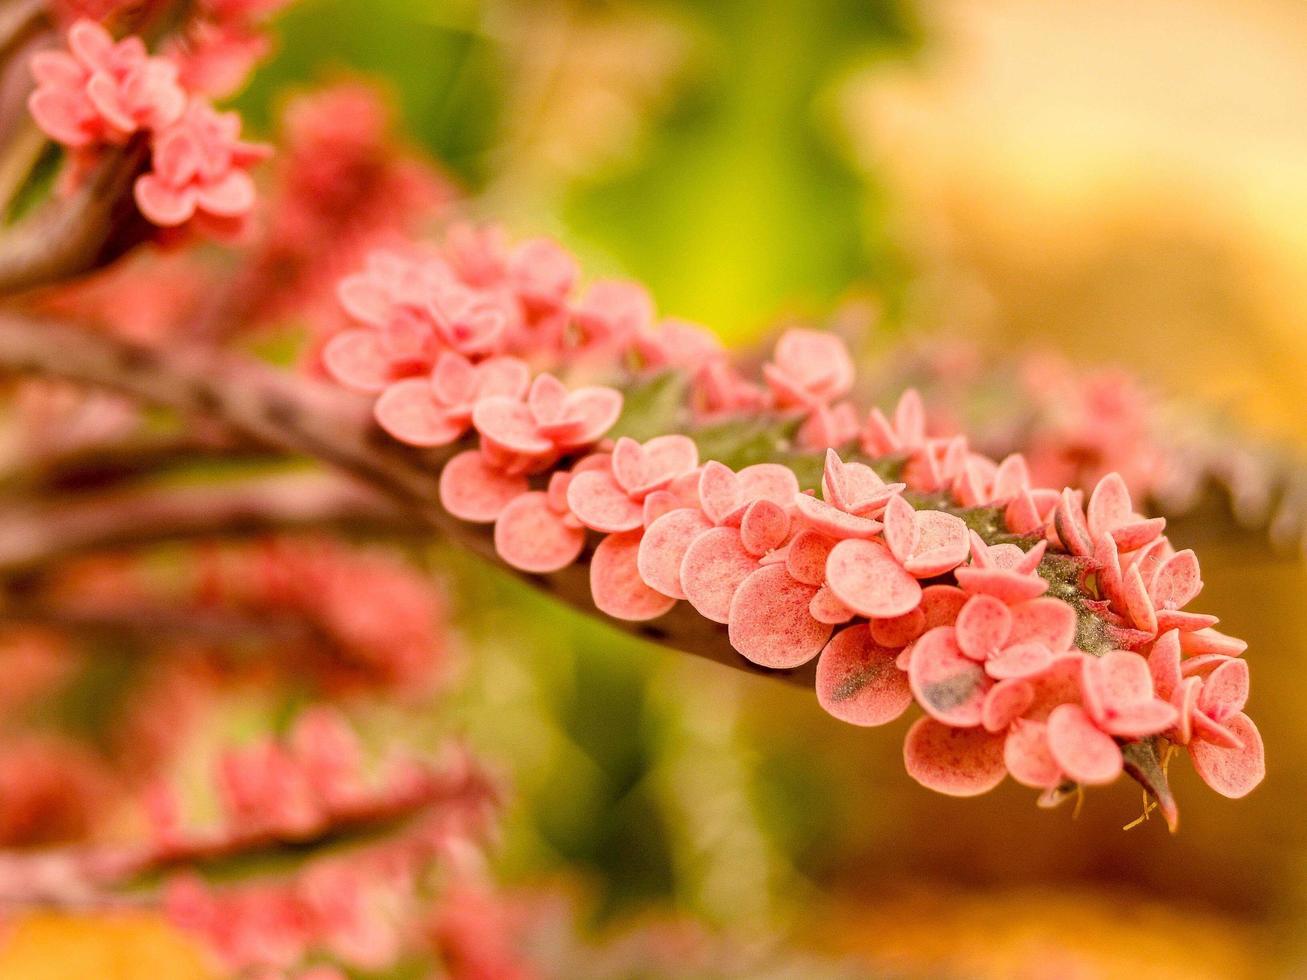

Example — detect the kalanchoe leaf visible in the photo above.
[607,369,690,443]
[1122,736,1180,832]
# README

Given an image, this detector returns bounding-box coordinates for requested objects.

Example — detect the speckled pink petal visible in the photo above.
[1046,703,1122,785]
[1054,489,1093,557]
[1179,628,1247,657]
[815,627,912,726]
[566,469,644,533]
[737,463,800,507]
[1004,720,1062,788]
[954,566,1049,603]
[1155,610,1217,633]
[955,594,1012,662]
[437,450,529,523]
[784,529,835,586]
[1198,657,1250,720]
[637,508,712,599]
[1086,472,1132,542]
[526,372,567,423]
[494,491,586,573]
[793,493,882,539]
[1150,549,1202,610]
[828,539,922,619]
[554,386,624,447]
[1189,712,1264,798]
[903,511,970,577]
[869,606,926,647]
[727,564,830,668]
[374,378,464,446]
[982,679,1034,733]
[321,329,392,392]
[1148,630,1182,701]
[991,454,1030,501]
[1111,518,1166,554]
[1008,597,1076,653]
[1083,649,1154,716]
[1171,675,1202,744]
[1122,563,1158,635]
[591,531,676,621]
[822,449,897,514]
[1179,653,1234,677]
[641,490,681,526]
[697,461,741,525]
[739,499,789,556]
[882,494,918,563]
[472,396,552,455]
[474,356,531,400]
[1191,708,1243,749]
[988,542,1029,570]
[1005,490,1044,535]
[430,351,477,404]
[908,626,989,727]
[903,718,1007,797]
[811,586,856,625]
[681,527,760,623]
[611,434,699,496]
[1093,533,1124,605]
[1022,654,1086,721]
[920,585,968,631]
[985,642,1053,680]
[966,531,995,568]
[1102,700,1178,738]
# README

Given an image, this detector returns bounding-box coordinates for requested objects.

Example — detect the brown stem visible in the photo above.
[0,313,795,682]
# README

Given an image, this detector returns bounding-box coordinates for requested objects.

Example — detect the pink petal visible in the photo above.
[920,585,968,631]
[792,493,882,539]
[321,329,392,393]
[30,51,85,88]
[1098,700,1178,739]
[1046,703,1122,785]
[903,510,970,577]
[869,606,926,647]
[611,434,698,496]
[727,564,830,669]
[494,492,585,573]
[554,386,623,448]
[1004,720,1062,788]
[526,373,567,423]
[1155,610,1218,632]
[984,641,1053,680]
[681,527,760,624]
[737,463,800,508]
[903,718,1007,797]
[1008,597,1077,653]
[991,453,1030,500]
[1086,472,1133,542]
[637,508,712,600]
[982,679,1034,733]
[785,529,835,587]
[1150,549,1202,610]
[698,461,740,525]
[739,499,789,556]
[907,626,989,727]
[1023,654,1086,722]
[1005,490,1044,535]
[1093,533,1124,606]
[472,397,552,456]
[1111,518,1166,553]
[196,171,257,218]
[1189,712,1265,798]
[815,627,912,726]
[881,494,918,563]
[955,594,1012,662]
[1122,564,1158,635]
[474,356,531,401]
[641,490,681,525]
[810,586,856,625]
[827,539,922,619]
[1198,658,1250,720]
[1147,629,1182,701]
[337,272,394,326]
[566,470,644,534]
[134,173,197,227]
[431,351,477,405]
[1082,650,1154,719]
[954,566,1049,603]
[374,378,463,447]
[591,531,677,621]
[1179,628,1247,657]
[438,450,528,524]
[1054,489,1093,557]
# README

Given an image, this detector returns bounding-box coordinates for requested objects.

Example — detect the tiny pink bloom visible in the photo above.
[881,495,971,578]
[796,400,861,450]
[494,473,586,574]
[638,508,713,599]
[727,563,832,668]
[474,373,623,472]
[507,237,578,311]
[321,329,396,393]
[1189,712,1265,798]
[981,678,1034,733]
[680,526,761,623]
[1085,472,1166,553]
[861,388,927,457]
[1080,650,1178,738]
[763,329,855,408]
[826,538,922,619]
[438,449,529,524]
[815,626,912,726]
[591,530,676,621]
[783,529,835,586]
[953,533,1049,603]
[1046,702,1122,785]
[572,280,655,350]
[135,97,270,229]
[903,717,1007,797]
[697,460,799,526]
[568,435,699,533]
[907,626,990,727]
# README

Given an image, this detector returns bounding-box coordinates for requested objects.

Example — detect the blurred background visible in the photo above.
[8,0,1307,976]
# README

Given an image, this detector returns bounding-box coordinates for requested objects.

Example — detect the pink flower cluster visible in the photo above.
[28,18,269,235]
[320,229,1262,821]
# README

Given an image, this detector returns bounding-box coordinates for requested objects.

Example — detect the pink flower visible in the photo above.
[953,531,1049,603]
[791,449,903,541]
[370,352,530,447]
[763,329,855,409]
[28,19,185,148]
[472,373,623,474]
[494,471,587,574]
[567,435,700,533]
[134,97,270,230]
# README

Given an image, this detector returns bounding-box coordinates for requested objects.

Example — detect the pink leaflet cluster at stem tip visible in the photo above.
[319,226,1263,823]
[27,17,270,236]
